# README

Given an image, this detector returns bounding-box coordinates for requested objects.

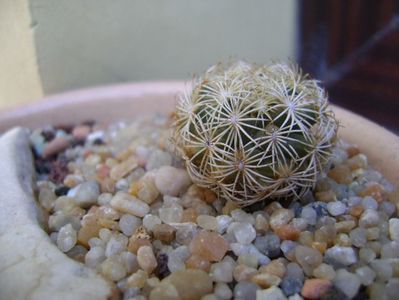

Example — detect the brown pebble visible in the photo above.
[72,125,91,141]
[349,204,364,217]
[315,190,336,203]
[346,145,360,158]
[312,241,327,254]
[358,183,385,202]
[128,238,152,254]
[274,224,300,240]
[77,223,102,248]
[222,200,239,215]
[301,278,332,299]
[43,136,70,158]
[233,264,258,281]
[181,208,198,223]
[251,272,281,288]
[153,224,176,244]
[189,231,228,262]
[328,165,353,184]
[259,259,286,278]
[264,201,283,216]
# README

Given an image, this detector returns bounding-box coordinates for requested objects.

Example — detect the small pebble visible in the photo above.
[137,246,157,274]
[68,180,100,208]
[153,224,176,244]
[256,286,287,300]
[57,223,77,252]
[189,231,229,262]
[280,277,303,296]
[214,282,233,300]
[197,215,218,231]
[327,201,346,216]
[159,204,183,224]
[72,125,91,141]
[162,269,213,300]
[101,256,127,281]
[362,196,378,210]
[333,269,361,299]
[216,215,233,234]
[142,214,162,232]
[359,209,380,228]
[43,136,70,158]
[386,278,399,300]
[254,234,281,258]
[301,279,332,300]
[251,272,281,288]
[312,263,336,280]
[154,166,191,196]
[349,227,367,248]
[110,192,150,217]
[119,214,142,236]
[233,281,259,300]
[355,265,376,286]
[269,209,294,231]
[389,218,399,240]
[324,245,357,267]
[210,261,234,283]
[301,207,317,225]
[228,222,256,245]
[370,259,393,282]
[294,245,323,275]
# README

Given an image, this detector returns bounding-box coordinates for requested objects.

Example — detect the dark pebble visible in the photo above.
[155,253,170,280]
[55,185,70,196]
[320,285,349,300]
[254,234,281,258]
[35,159,51,174]
[309,202,328,217]
[93,138,105,145]
[41,129,55,142]
[49,159,69,185]
[351,286,368,300]
[280,277,303,296]
[289,201,302,217]
[70,139,85,147]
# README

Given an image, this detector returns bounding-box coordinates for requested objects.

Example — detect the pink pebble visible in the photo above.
[72,125,91,141]
[43,136,70,158]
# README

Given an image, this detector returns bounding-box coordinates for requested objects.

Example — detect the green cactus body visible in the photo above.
[174,61,338,206]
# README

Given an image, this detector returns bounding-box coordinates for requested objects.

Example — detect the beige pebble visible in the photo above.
[155,166,191,196]
[137,246,157,274]
[162,269,213,300]
[126,270,148,288]
[110,156,138,181]
[110,192,150,217]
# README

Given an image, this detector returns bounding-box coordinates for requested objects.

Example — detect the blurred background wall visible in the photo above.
[0,0,296,109]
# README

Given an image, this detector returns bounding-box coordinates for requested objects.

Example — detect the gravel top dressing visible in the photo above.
[31,114,399,300]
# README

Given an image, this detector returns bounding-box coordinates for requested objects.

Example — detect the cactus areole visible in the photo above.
[173,61,338,206]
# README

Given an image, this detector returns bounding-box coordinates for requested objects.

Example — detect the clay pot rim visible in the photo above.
[0,80,397,186]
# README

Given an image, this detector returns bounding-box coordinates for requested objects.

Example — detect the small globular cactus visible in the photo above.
[173,61,338,206]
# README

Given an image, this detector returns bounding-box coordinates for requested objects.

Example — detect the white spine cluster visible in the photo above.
[174,61,338,206]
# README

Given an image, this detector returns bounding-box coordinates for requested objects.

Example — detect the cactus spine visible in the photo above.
[174,61,338,206]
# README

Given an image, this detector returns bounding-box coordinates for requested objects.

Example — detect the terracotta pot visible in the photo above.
[0,82,398,299]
